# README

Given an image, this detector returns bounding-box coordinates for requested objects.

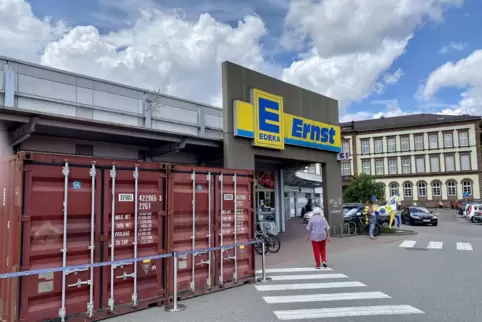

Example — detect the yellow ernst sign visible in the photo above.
[233,89,341,152]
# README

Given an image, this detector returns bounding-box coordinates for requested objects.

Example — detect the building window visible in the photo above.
[430,156,440,172]
[443,132,453,148]
[414,135,424,151]
[362,160,371,174]
[462,180,472,195]
[447,180,457,196]
[400,136,410,152]
[401,158,411,174]
[415,157,425,173]
[460,154,470,171]
[388,159,397,174]
[418,182,427,197]
[361,140,370,155]
[445,155,455,171]
[390,183,399,196]
[404,183,413,198]
[429,134,438,149]
[432,181,441,197]
[387,137,396,153]
[375,160,384,175]
[374,138,383,153]
[341,162,351,176]
[342,140,350,154]
[458,131,469,147]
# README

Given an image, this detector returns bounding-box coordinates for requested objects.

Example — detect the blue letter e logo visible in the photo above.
[251,89,284,150]
[258,98,280,134]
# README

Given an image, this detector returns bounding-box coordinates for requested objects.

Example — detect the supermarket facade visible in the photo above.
[0,57,344,230]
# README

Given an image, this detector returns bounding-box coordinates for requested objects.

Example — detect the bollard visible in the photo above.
[165,252,187,312]
[257,242,272,282]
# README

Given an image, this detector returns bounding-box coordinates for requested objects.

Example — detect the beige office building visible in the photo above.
[340,114,481,206]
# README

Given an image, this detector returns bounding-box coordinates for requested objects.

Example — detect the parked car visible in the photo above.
[343,203,364,215]
[343,206,395,227]
[401,207,438,226]
[466,204,482,222]
[472,211,482,223]
[462,200,482,216]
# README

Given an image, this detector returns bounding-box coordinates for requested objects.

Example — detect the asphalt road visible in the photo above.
[110,209,482,322]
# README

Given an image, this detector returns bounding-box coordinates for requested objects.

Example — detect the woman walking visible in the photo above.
[305,207,331,269]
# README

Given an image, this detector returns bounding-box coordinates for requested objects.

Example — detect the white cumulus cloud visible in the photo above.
[0,0,68,62]
[40,10,268,106]
[421,49,482,116]
[280,0,463,116]
[0,0,468,120]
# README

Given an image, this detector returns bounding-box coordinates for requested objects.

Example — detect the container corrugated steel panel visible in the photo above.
[166,165,255,301]
[0,152,168,322]
[0,157,22,322]
[100,165,168,315]
[214,171,255,286]
[0,152,255,321]
[167,166,215,298]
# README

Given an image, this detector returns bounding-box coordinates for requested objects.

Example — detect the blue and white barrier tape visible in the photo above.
[0,240,260,279]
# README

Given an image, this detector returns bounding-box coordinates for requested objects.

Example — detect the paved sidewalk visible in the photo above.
[258,217,407,270]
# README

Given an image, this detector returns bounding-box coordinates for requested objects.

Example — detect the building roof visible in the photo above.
[341,113,481,132]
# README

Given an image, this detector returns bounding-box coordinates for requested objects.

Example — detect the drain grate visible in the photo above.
[405,248,428,251]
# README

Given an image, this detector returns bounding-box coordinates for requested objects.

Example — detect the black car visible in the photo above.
[401,207,438,226]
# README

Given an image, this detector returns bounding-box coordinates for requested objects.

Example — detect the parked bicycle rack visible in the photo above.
[332,222,358,238]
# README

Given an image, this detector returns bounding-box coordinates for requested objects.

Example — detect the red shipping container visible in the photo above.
[0,152,255,321]
[166,165,255,301]
[0,153,169,322]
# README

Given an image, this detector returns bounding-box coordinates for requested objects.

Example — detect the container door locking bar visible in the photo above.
[108,165,116,312]
[59,162,69,322]
[190,171,197,291]
[219,174,225,286]
[132,165,139,306]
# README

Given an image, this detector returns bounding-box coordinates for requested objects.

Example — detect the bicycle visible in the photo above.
[347,214,381,236]
[254,230,281,254]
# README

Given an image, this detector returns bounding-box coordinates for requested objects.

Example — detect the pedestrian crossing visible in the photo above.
[254,267,424,320]
[399,240,474,251]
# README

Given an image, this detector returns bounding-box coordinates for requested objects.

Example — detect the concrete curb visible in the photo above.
[381,230,418,236]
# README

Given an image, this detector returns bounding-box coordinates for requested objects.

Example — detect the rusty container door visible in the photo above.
[101,163,168,314]
[214,170,255,287]
[167,165,215,299]
[18,159,103,322]
[0,157,22,322]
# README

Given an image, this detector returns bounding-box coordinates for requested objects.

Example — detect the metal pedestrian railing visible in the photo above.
[332,222,358,238]
[0,239,266,317]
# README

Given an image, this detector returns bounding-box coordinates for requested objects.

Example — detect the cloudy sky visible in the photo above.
[1,0,481,121]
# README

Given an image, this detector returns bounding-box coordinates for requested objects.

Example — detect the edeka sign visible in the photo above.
[233,89,341,152]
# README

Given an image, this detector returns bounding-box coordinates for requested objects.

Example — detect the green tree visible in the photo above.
[343,174,385,203]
